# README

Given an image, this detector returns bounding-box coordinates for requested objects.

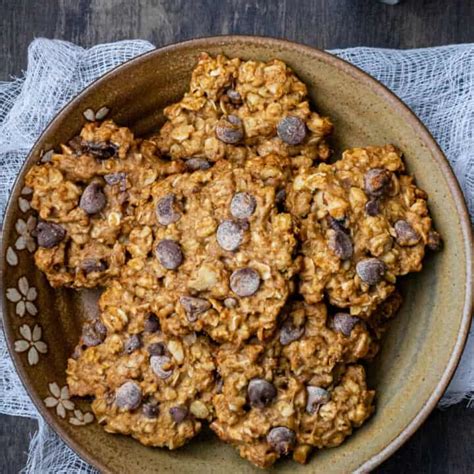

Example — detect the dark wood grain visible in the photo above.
[0,0,473,472]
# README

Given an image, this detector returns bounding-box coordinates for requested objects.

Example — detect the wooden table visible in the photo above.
[0,1,473,472]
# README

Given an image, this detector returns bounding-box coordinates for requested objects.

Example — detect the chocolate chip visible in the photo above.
[144,314,160,333]
[331,313,360,337]
[215,115,244,144]
[327,216,348,233]
[328,229,353,260]
[280,320,305,346]
[277,116,307,145]
[230,268,261,297]
[150,355,173,379]
[248,378,277,408]
[356,258,386,285]
[124,334,142,354]
[230,192,256,219]
[306,386,330,414]
[169,405,188,423]
[104,172,127,191]
[115,381,142,410]
[427,230,443,251]
[394,220,421,246]
[223,297,238,309]
[156,239,183,270]
[67,136,84,155]
[267,427,296,455]
[80,258,107,274]
[156,194,181,226]
[79,182,106,215]
[36,221,66,248]
[142,400,159,419]
[365,199,380,216]
[180,296,211,322]
[364,168,392,197]
[148,342,165,356]
[226,89,242,104]
[82,320,107,347]
[276,189,286,205]
[84,141,118,160]
[185,157,211,171]
[216,220,244,251]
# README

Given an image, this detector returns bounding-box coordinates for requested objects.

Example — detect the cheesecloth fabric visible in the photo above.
[0,39,472,473]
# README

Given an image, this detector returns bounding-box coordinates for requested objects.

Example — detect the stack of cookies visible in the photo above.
[25,53,441,468]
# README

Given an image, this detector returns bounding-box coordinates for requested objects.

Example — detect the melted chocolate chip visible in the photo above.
[230,268,261,297]
[216,220,244,251]
[156,194,181,226]
[144,314,160,333]
[185,157,211,171]
[36,221,66,248]
[142,400,159,419]
[248,378,277,408]
[150,355,173,379]
[84,141,118,160]
[215,115,244,144]
[148,342,165,356]
[180,296,211,322]
[155,239,183,270]
[124,334,142,354]
[328,229,353,260]
[230,192,256,219]
[394,220,421,246]
[115,381,142,410]
[79,182,106,215]
[169,405,188,423]
[82,320,107,347]
[331,313,360,337]
[306,386,330,414]
[267,427,296,455]
[356,258,386,285]
[280,320,305,346]
[364,168,392,197]
[277,116,307,145]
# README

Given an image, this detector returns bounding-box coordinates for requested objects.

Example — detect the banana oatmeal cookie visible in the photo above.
[154,53,333,170]
[211,301,376,467]
[67,304,216,448]
[287,145,441,316]
[129,154,298,344]
[25,120,183,288]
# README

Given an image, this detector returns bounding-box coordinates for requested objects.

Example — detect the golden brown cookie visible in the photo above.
[25,120,183,288]
[128,155,298,344]
[67,315,216,449]
[287,145,440,316]
[154,53,332,169]
[210,301,376,468]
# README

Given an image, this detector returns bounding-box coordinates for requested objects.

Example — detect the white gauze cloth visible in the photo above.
[0,39,473,473]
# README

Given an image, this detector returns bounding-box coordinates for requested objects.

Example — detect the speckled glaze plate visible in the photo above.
[1,36,472,473]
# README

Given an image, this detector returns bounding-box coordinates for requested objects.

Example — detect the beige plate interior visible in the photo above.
[1,36,472,473]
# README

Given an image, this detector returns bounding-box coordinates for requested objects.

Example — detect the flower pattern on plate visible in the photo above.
[6,276,38,317]
[14,324,48,365]
[15,215,37,252]
[6,246,18,266]
[69,409,94,426]
[44,383,75,418]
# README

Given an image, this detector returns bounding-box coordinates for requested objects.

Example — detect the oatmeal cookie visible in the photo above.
[25,120,183,288]
[210,301,376,467]
[128,155,298,344]
[287,145,440,316]
[154,53,332,169]
[67,314,216,449]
